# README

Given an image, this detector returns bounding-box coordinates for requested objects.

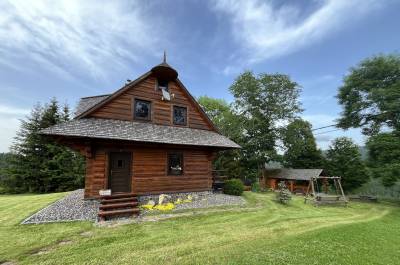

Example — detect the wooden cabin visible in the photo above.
[41,58,240,200]
[260,169,326,194]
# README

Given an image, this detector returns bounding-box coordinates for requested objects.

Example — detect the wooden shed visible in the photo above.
[260,169,326,194]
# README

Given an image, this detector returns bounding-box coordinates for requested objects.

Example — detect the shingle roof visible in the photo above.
[41,118,240,149]
[75,95,110,117]
[265,168,324,181]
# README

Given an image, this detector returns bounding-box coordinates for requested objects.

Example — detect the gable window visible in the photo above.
[168,153,183,175]
[173,106,187,126]
[134,99,151,120]
[158,79,168,91]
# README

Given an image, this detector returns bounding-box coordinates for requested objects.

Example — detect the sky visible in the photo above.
[0,0,399,152]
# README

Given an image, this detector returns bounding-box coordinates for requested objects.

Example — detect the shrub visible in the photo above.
[251,181,261,192]
[276,181,292,204]
[223,179,244,196]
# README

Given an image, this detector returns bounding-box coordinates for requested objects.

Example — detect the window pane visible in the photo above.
[173,106,187,125]
[168,153,183,175]
[135,100,151,120]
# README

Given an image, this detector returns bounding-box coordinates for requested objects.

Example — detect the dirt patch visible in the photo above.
[29,239,74,256]
[1,261,17,265]
[80,231,94,237]
[57,240,73,246]
[31,248,52,256]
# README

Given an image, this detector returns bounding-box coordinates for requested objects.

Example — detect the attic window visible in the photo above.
[158,79,168,91]
[168,152,183,175]
[134,99,151,121]
[173,106,187,126]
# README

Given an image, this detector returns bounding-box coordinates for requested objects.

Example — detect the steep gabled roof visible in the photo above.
[41,118,240,149]
[74,71,152,119]
[75,94,110,117]
[74,69,219,132]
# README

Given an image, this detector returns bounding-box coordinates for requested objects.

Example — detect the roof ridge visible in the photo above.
[81,94,111,99]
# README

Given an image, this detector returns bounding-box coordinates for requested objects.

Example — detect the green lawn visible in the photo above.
[1,192,399,265]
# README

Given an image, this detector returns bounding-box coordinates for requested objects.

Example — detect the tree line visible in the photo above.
[0,54,398,194]
[199,53,400,192]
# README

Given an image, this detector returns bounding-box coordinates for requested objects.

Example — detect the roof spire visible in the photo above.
[163,50,167,63]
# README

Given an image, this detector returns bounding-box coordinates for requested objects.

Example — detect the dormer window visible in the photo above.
[158,79,168,91]
[173,106,187,126]
[134,99,151,121]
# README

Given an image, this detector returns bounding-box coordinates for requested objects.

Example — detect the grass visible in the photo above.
[1,192,400,265]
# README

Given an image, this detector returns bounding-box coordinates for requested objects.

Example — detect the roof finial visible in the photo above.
[163,50,167,63]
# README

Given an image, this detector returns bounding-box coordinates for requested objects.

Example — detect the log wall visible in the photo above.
[89,76,213,131]
[84,145,213,198]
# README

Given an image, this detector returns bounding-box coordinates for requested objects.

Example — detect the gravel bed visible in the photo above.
[173,193,246,210]
[22,190,246,224]
[140,193,246,215]
[22,189,99,224]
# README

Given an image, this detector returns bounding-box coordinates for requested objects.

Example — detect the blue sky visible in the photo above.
[0,0,399,152]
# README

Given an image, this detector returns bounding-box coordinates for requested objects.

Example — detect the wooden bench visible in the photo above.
[315,194,347,206]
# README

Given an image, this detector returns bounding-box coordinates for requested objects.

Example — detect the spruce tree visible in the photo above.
[5,98,84,193]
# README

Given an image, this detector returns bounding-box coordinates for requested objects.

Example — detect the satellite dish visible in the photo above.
[161,88,171,101]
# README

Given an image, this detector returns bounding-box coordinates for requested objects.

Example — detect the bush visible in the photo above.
[223,179,244,196]
[251,181,261,192]
[276,181,292,204]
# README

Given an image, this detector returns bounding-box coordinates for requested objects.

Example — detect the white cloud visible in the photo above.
[211,0,384,65]
[0,0,163,80]
[0,105,29,116]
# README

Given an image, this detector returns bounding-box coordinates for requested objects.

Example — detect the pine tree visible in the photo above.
[5,98,84,193]
[276,181,292,204]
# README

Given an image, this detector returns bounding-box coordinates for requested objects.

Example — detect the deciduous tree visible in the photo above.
[366,132,400,187]
[282,119,325,169]
[326,137,368,191]
[337,54,400,135]
[198,96,246,179]
[229,71,302,175]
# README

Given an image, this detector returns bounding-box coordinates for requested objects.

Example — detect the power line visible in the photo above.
[311,124,337,131]
[313,128,343,135]
[311,111,394,131]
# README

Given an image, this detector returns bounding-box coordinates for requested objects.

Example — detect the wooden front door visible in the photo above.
[109,152,132,193]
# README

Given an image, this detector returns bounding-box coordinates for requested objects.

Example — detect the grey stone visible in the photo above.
[22,189,98,224]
